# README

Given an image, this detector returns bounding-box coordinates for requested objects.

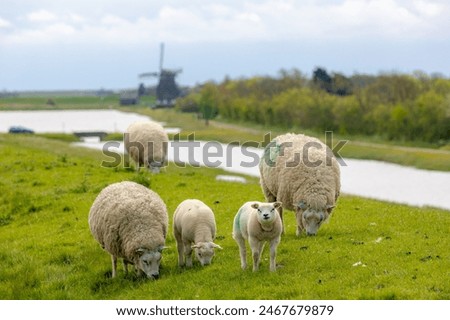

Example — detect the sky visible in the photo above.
[0,0,449,91]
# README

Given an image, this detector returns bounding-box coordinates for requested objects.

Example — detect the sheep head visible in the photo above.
[296,201,334,236]
[191,242,222,266]
[134,246,165,279]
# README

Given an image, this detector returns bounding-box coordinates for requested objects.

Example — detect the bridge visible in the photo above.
[73,131,108,141]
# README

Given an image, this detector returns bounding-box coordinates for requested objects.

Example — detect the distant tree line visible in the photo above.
[176,68,450,144]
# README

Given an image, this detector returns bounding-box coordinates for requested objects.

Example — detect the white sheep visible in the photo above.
[124,120,169,173]
[259,133,340,236]
[88,181,168,279]
[173,199,222,267]
[232,201,282,272]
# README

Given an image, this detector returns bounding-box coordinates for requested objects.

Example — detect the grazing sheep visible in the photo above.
[173,199,222,267]
[88,181,168,279]
[259,133,340,236]
[232,201,282,272]
[124,120,169,173]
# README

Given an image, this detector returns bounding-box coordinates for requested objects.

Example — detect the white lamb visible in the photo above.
[88,181,168,279]
[232,201,282,272]
[124,120,169,173]
[173,199,222,267]
[259,133,340,236]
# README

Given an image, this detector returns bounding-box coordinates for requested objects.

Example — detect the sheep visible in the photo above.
[173,199,222,267]
[259,133,340,236]
[124,120,169,173]
[88,181,168,279]
[232,201,282,272]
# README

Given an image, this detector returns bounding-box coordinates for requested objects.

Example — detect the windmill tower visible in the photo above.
[139,43,182,108]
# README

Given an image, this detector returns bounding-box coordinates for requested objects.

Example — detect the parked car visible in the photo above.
[8,126,34,134]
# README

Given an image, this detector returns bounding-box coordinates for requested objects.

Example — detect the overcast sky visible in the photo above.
[1,0,449,91]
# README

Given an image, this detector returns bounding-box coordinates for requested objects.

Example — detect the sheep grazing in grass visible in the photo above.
[259,133,340,236]
[232,201,282,272]
[173,199,222,267]
[124,120,169,173]
[88,181,168,279]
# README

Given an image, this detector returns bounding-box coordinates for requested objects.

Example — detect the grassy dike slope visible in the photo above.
[0,134,449,300]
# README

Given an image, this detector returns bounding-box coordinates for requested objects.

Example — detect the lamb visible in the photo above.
[232,201,282,272]
[124,120,169,173]
[88,181,168,279]
[259,133,340,236]
[173,199,222,267]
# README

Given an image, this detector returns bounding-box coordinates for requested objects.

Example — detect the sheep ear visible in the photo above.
[273,201,282,209]
[211,243,223,250]
[157,245,167,253]
[191,244,200,249]
[297,201,307,210]
[136,248,146,256]
[251,203,259,209]
[326,204,335,213]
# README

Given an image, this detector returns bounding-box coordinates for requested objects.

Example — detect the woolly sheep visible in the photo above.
[232,201,282,272]
[259,133,340,236]
[124,120,169,173]
[173,199,222,267]
[89,181,168,279]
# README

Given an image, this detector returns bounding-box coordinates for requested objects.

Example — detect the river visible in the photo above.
[1,109,448,210]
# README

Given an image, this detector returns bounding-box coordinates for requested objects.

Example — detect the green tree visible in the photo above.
[412,91,449,142]
[198,82,219,126]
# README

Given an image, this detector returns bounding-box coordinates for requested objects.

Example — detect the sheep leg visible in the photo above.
[174,231,185,267]
[183,241,193,268]
[269,236,280,272]
[234,234,247,270]
[123,259,129,275]
[295,211,304,236]
[176,242,185,267]
[111,255,117,278]
[249,237,264,272]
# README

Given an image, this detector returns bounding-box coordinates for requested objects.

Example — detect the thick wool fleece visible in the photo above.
[124,120,169,168]
[259,133,340,212]
[89,181,168,262]
[173,199,216,244]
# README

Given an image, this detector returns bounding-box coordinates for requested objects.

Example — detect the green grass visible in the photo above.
[0,134,448,299]
[0,95,120,110]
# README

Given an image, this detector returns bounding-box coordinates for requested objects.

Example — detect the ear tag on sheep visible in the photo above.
[211,243,223,250]
[297,201,307,210]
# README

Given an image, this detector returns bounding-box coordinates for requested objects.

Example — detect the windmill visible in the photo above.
[139,43,182,108]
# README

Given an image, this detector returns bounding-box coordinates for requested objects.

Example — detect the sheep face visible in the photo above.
[301,209,326,236]
[296,202,334,236]
[147,161,163,173]
[251,202,282,225]
[134,247,163,279]
[192,242,222,266]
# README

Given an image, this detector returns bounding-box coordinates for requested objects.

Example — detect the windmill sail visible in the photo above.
[139,43,182,108]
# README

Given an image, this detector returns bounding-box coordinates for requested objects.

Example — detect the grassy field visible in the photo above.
[0,134,448,300]
[0,95,121,110]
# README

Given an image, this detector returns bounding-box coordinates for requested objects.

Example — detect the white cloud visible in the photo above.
[413,0,443,17]
[26,9,58,23]
[5,23,76,45]
[0,17,12,28]
[2,0,450,47]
